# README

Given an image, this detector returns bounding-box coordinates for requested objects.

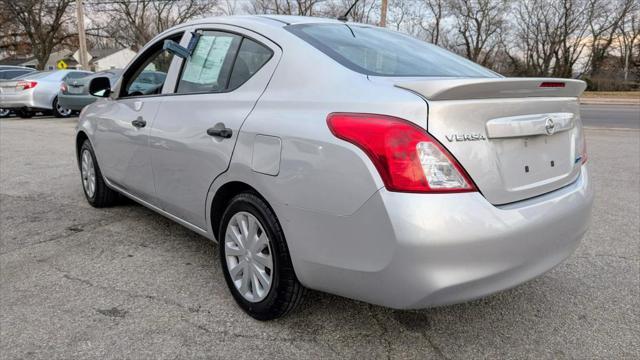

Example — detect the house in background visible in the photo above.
[0,56,37,69]
[75,48,136,71]
[0,48,136,71]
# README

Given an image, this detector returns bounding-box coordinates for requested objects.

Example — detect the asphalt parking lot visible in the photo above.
[1,111,639,359]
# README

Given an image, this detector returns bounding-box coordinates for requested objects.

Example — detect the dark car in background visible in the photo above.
[0,67,38,118]
[58,69,123,111]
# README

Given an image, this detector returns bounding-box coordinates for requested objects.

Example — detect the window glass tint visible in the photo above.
[65,71,91,80]
[123,43,176,97]
[0,69,33,79]
[228,38,273,90]
[177,32,241,94]
[26,71,54,79]
[287,24,497,78]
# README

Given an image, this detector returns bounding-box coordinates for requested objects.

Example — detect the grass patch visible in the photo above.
[582,91,640,98]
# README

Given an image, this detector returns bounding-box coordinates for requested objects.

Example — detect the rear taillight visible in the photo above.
[16,81,37,90]
[60,82,68,93]
[327,113,476,193]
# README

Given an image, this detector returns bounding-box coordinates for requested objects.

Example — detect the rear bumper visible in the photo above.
[280,165,593,309]
[0,90,37,109]
[58,93,96,111]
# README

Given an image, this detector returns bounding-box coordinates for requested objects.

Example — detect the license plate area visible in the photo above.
[68,86,84,94]
[494,131,576,191]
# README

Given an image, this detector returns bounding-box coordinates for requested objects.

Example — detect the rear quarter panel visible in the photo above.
[207,36,429,284]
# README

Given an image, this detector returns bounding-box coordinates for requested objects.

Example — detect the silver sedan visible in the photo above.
[75,15,593,320]
[0,69,92,118]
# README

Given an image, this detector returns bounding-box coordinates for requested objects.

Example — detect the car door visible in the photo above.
[149,26,281,229]
[91,31,185,203]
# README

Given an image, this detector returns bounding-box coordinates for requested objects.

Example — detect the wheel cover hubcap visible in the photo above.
[81,149,96,198]
[224,212,273,303]
[57,103,71,116]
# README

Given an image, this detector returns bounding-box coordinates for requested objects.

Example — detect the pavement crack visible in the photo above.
[369,305,392,360]
[0,216,121,256]
[180,318,341,356]
[420,331,450,360]
[51,263,195,313]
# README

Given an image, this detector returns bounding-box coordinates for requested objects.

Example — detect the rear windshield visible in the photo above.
[25,71,53,79]
[286,24,498,78]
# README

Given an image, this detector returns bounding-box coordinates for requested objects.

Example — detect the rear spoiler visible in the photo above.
[395,78,586,101]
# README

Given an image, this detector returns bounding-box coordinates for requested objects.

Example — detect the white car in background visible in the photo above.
[0,69,92,118]
[0,67,37,118]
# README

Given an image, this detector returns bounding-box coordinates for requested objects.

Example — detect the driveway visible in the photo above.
[1,115,638,359]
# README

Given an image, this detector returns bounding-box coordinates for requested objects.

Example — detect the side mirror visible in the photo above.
[89,76,111,97]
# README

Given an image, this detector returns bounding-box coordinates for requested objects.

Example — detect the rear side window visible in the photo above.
[286,24,497,78]
[228,38,273,90]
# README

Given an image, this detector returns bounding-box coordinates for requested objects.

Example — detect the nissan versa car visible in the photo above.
[76,15,593,320]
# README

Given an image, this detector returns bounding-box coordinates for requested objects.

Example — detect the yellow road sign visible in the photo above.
[56,60,67,69]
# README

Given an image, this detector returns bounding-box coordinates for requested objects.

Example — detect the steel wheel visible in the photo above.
[81,149,96,198]
[224,211,273,303]
[0,108,10,117]
[56,102,72,117]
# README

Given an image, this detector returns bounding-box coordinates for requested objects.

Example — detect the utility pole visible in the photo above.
[380,0,388,27]
[76,0,89,70]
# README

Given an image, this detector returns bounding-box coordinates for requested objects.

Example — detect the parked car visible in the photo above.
[0,65,36,71]
[59,70,123,111]
[0,69,92,118]
[0,67,37,118]
[76,16,593,320]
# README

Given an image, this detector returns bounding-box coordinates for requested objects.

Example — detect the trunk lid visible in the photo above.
[395,77,587,205]
[0,80,19,94]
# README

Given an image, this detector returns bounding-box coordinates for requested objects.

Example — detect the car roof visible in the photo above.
[149,15,369,48]
[186,15,344,27]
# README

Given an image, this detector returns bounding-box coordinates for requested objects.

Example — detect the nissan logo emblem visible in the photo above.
[544,118,556,135]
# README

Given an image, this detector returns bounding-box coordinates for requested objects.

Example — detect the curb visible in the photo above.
[580,98,639,106]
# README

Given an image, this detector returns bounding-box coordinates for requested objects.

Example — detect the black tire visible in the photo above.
[17,109,33,118]
[0,108,10,118]
[219,193,305,320]
[79,139,118,207]
[53,97,71,118]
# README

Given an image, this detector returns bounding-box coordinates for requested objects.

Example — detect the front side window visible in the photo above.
[176,31,274,94]
[121,34,181,97]
[176,31,242,94]
[286,24,497,78]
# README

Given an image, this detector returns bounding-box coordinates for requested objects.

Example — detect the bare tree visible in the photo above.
[587,0,636,77]
[0,0,75,69]
[218,0,241,15]
[616,6,640,81]
[420,0,445,45]
[246,0,326,15]
[508,0,567,76]
[89,0,218,50]
[446,0,509,67]
[551,0,591,78]
[322,0,379,23]
[386,0,414,31]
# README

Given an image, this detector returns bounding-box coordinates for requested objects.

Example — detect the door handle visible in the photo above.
[132,117,146,128]
[207,124,233,139]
